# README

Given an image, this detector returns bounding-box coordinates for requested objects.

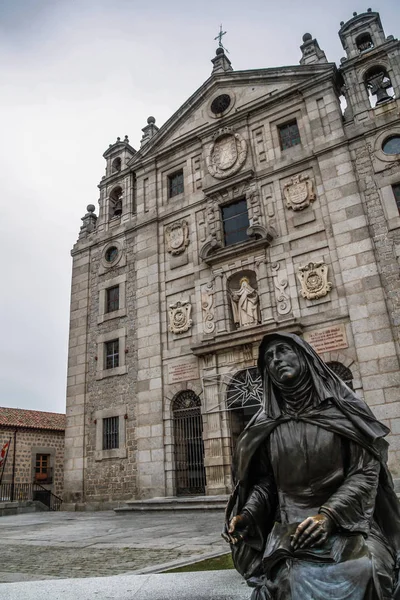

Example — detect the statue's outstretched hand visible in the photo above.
[291,513,334,550]
[222,513,250,545]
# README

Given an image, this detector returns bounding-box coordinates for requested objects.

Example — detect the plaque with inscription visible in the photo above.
[304,324,348,354]
[168,361,199,385]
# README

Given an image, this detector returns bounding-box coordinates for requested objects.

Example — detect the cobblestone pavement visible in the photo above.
[0,510,227,583]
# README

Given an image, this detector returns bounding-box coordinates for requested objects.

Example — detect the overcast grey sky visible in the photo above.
[0,0,398,414]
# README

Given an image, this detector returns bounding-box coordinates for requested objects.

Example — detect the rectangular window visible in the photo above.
[393,184,400,213]
[106,286,120,313]
[35,454,51,482]
[103,417,119,450]
[278,120,301,150]
[168,170,184,198]
[222,199,250,246]
[105,340,119,369]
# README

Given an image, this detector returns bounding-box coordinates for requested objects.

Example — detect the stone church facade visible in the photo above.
[64,10,400,509]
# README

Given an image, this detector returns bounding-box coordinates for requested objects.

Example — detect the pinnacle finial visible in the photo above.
[214,24,229,54]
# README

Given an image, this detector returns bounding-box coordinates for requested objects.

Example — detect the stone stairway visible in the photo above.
[114,495,229,513]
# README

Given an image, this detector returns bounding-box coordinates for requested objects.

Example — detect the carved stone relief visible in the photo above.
[283,174,316,211]
[165,220,189,255]
[168,300,193,334]
[230,277,260,328]
[298,261,332,300]
[242,344,253,362]
[271,262,292,315]
[206,127,247,180]
[201,281,216,334]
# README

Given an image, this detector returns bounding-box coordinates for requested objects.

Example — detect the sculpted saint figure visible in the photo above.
[231,277,260,328]
[223,333,400,599]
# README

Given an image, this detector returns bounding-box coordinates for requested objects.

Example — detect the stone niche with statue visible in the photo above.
[227,270,261,330]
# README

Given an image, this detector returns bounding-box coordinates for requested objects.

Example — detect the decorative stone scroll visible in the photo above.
[201,281,216,334]
[168,300,193,334]
[206,127,247,180]
[283,174,316,211]
[298,261,332,300]
[271,262,292,315]
[165,220,189,255]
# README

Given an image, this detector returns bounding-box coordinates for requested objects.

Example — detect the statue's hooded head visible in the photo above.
[257,332,355,419]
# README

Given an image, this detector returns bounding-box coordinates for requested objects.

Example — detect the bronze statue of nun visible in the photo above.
[223,332,400,599]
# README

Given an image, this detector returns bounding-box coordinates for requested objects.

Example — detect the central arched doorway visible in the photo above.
[172,390,206,496]
[227,368,263,454]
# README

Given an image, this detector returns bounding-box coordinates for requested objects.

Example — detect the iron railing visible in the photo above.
[173,391,206,496]
[0,482,62,511]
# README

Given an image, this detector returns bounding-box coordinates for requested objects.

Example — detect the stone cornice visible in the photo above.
[190,320,303,356]
[203,170,254,196]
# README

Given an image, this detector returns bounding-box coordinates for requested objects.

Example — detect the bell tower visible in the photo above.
[338,9,400,123]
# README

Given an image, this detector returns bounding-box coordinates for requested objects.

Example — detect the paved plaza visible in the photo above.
[0,510,250,599]
[0,509,228,582]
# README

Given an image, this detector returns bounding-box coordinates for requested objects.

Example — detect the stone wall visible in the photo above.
[83,229,139,507]
[0,428,64,498]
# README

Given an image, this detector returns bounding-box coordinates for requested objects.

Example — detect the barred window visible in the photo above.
[103,417,119,450]
[393,184,400,213]
[106,286,119,313]
[278,120,301,150]
[222,199,250,246]
[168,170,184,198]
[105,340,119,369]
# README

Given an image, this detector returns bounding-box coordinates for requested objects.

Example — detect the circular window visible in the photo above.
[105,246,118,263]
[210,94,231,115]
[382,136,400,155]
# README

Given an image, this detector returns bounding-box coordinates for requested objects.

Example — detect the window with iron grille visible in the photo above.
[35,454,51,482]
[222,199,250,246]
[105,339,119,369]
[393,184,400,212]
[168,170,184,198]
[103,417,119,450]
[278,120,301,150]
[106,286,119,313]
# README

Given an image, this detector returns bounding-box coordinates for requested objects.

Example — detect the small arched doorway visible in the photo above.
[227,368,263,454]
[172,390,206,496]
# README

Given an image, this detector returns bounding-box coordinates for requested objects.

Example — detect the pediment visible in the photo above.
[129,64,336,165]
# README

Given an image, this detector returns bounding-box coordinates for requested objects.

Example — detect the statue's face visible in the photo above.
[264,341,301,385]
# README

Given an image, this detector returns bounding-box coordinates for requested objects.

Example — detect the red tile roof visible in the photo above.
[0,407,66,431]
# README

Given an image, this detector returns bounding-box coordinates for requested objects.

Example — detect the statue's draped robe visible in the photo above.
[229,333,400,600]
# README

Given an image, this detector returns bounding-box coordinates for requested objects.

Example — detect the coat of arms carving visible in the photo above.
[206,127,247,180]
[165,220,189,255]
[283,174,316,211]
[298,261,332,300]
[168,300,193,334]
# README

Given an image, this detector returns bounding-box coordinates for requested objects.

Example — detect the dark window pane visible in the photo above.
[105,340,119,369]
[222,199,249,246]
[278,120,301,150]
[168,170,184,198]
[103,417,119,450]
[383,137,400,155]
[106,286,119,313]
[105,246,118,263]
[393,184,400,213]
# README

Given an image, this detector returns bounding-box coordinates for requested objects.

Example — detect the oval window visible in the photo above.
[210,94,231,115]
[382,136,400,155]
[105,246,118,263]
